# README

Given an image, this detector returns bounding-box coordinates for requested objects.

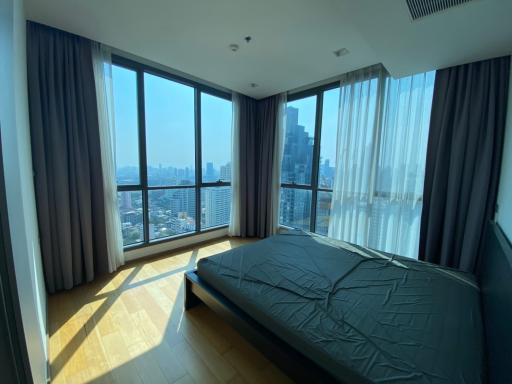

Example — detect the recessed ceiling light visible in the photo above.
[333,48,349,57]
[229,44,239,52]
[244,36,252,43]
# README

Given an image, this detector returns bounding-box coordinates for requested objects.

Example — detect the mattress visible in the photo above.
[197,231,484,384]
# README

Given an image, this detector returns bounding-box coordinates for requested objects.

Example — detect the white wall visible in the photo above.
[0,0,48,383]
[496,60,512,242]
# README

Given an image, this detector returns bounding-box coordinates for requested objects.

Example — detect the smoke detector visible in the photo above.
[333,48,349,58]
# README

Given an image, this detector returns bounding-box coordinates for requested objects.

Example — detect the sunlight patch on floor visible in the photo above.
[47,237,291,384]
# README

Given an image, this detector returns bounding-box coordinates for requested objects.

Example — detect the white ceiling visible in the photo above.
[25,0,512,99]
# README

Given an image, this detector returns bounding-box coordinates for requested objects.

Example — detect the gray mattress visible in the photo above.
[197,232,484,383]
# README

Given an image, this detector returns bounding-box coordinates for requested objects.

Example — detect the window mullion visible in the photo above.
[368,75,387,204]
[117,184,142,192]
[280,183,313,190]
[310,91,323,233]
[136,69,150,244]
[195,89,202,233]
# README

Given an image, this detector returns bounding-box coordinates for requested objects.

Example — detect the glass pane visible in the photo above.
[201,187,231,229]
[145,73,195,186]
[279,188,312,231]
[201,93,233,183]
[113,66,140,185]
[318,88,339,189]
[117,191,144,246]
[315,191,333,236]
[148,188,196,240]
[281,96,317,185]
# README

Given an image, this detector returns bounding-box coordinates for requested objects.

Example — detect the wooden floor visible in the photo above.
[48,237,293,384]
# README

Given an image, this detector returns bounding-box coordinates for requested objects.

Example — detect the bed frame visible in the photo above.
[185,221,512,384]
[184,271,344,384]
[479,221,512,384]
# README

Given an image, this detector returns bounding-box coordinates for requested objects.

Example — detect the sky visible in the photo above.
[113,64,342,174]
[320,88,340,166]
[113,65,232,170]
[113,63,434,177]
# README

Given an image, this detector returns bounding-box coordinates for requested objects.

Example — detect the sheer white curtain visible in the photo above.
[229,92,241,236]
[270,93,287,234]
[92,43,124,271]
[328,66,434,258]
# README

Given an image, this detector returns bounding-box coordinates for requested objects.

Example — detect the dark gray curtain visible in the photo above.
[238,95,258,237]
[27,22,109,293]
[255,96,280,238]
[238,94,280,238]
[419,56,510,272]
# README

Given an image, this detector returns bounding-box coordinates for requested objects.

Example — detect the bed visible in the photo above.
[185,223,512,383]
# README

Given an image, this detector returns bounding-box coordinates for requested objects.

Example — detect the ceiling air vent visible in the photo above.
[406,0,474,20]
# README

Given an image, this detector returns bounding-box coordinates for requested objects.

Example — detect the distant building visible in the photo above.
[205,162,215,181]
[121,210,137,225]
[203,187,231,228]
[220,162,231,181]
[281,106,313,184]
[168,189,195,221]
[280,188,311,231]
[279,106,314,229]
[120,192,132,209]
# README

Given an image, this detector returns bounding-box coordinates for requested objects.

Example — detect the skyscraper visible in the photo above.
[202,187,231,228]
[281,106,314,184]
[220,162,231,181]
[205,162,215,181]
[279,106,314,229]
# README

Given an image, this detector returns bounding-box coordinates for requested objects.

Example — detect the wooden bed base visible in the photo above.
[184,270,339,384]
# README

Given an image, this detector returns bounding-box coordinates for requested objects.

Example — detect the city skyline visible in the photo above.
[112,64,234,247]
[117,160,232,246]
[116,160,232,185]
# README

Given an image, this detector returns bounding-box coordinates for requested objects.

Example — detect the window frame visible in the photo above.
[112,55,232,250]
[281,81,339,233]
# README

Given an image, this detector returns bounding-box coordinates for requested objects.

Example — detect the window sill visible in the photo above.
[123,226,229,262]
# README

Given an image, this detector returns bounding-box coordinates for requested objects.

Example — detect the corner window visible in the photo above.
[112,60,232,248]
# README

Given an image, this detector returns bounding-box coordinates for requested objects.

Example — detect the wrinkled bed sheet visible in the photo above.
[197,232,484,384]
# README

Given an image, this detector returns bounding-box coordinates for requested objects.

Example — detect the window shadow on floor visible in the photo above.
[47,237,287,384]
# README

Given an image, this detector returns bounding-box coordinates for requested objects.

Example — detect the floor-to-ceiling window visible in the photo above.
[279,95,316,231]
[279,70,435,259]
[279,87,340,234]
[315,87,339,235]
[200,93,233,229]
[112,57,232,248]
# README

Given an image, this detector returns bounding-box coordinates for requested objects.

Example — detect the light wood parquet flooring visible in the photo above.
[48,237,293,384]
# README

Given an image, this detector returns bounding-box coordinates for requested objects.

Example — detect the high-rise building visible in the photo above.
[280,188,311,230]
[220,162,231,181]
[168,189,195,220]
[202,187,231,228]
[281,106,313,184]
[120,191,132,209]
[280,106,314,229]
[205,162,215,181]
